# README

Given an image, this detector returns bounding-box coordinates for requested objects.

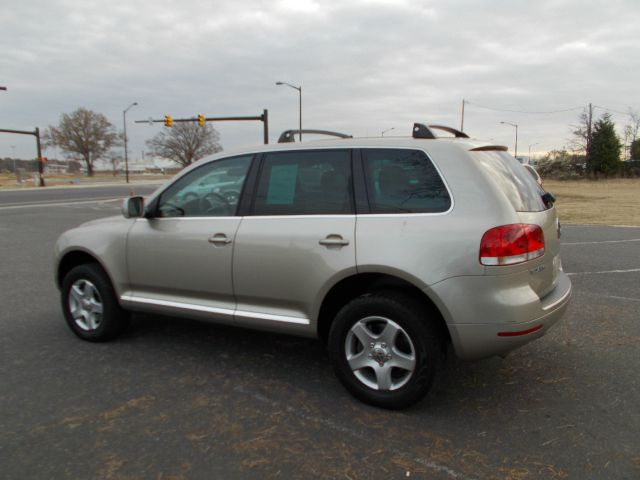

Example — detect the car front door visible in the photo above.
[124,155,253,321]
[232,149,357,334]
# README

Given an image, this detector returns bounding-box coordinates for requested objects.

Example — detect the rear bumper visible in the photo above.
[430,272,572,360]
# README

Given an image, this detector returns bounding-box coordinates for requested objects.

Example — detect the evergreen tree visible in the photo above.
[587,114,621,176]
[631,138,640,160]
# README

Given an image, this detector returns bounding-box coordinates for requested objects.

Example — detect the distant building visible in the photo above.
[45,163,67,173]
[126,163,148,174]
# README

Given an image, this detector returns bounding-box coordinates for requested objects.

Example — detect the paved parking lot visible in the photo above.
[0,196,638,479]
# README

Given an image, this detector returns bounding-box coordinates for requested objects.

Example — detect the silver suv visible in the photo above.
[54,124,571,409]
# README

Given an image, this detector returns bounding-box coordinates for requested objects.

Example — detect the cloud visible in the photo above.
[1,0,639,160]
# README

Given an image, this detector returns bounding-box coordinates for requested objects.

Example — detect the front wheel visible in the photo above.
[328,292,443,409]
[61,264,129,342]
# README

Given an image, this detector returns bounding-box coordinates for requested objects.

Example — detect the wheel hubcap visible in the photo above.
[345,316,416,391]
[369,342,392,366]
[68,279,103,331]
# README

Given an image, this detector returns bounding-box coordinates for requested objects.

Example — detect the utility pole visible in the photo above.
[460,99,466,132]
[35,127,44,186]
[11,145,16,176]
[262,109,269,145]
[586,102,593,157]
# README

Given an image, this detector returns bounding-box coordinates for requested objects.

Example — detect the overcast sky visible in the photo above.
[2,0,639,164]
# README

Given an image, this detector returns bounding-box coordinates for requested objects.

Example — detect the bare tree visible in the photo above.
[623,109,640,160]
[45,108,120,176]
[569,104,593,154]
[108,152,122,177]
[146,122,222,168]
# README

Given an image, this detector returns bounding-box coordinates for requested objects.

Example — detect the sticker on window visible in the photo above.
[266,164,299,205]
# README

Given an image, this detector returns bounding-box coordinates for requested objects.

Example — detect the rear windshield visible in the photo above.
[473,151,548,212]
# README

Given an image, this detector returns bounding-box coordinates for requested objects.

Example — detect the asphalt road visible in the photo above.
[0,190,638,479]
[0,183,162,208]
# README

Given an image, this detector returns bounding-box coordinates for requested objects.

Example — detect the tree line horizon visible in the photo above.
[3,106,638,179]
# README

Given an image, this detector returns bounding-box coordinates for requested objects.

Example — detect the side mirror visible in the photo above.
[122,196,145,218]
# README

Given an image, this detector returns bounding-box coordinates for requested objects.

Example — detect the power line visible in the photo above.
[465,100,584,115]
[592,105,635,116]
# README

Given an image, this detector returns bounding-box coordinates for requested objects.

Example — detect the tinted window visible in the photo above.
[253,150,352,215]
[156,155,252,217]
[362,149,451,214]
[473,151,547,212]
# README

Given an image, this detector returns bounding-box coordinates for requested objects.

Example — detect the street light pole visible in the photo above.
[123,102,138,183]
[528,143,539,165]
[500,121,518,158]
[276,81,302,141]
[381,127,395,137]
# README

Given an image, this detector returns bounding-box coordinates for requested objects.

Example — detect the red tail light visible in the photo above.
[480,224,545,266]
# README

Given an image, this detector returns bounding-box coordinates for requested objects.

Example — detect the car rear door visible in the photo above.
[232,149,357,333]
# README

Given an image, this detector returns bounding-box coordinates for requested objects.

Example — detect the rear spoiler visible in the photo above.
[469,145,509,152]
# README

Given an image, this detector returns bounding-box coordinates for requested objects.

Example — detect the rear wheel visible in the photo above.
[61,264,129,342]
[328,292,443,409]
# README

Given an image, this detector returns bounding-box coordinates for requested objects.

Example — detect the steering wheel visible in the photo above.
[221,190,241,204]
[199,192,231,215]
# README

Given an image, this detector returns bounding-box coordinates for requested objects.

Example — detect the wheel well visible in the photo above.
[57,251,103,288]
[317,273,451,344]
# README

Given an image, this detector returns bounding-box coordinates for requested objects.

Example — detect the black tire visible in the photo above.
[61,264,129,342]
[328,292,443,409]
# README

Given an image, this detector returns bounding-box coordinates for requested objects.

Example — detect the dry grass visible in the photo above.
[544,179,640,226]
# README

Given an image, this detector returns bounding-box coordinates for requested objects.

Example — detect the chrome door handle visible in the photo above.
[208,234,232,245]
[319,235,349,247]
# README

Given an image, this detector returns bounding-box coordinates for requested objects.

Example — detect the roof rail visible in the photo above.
[412,123,436,139]
[428,125,469,138]
[277,129,353,143]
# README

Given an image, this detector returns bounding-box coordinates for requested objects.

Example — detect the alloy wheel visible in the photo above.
[68,279,103,331]
[345,316,416,391]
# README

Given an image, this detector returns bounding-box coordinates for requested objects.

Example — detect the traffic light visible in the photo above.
[164,114,173,127]
[198,114,205,127]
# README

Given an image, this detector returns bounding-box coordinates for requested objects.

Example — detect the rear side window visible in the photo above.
[473,151,547,212]
[362,149,451,214]
[253,150,353,215]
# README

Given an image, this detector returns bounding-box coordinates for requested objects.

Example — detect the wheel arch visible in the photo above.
[56,249,114,291]
[317,272,451,345]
